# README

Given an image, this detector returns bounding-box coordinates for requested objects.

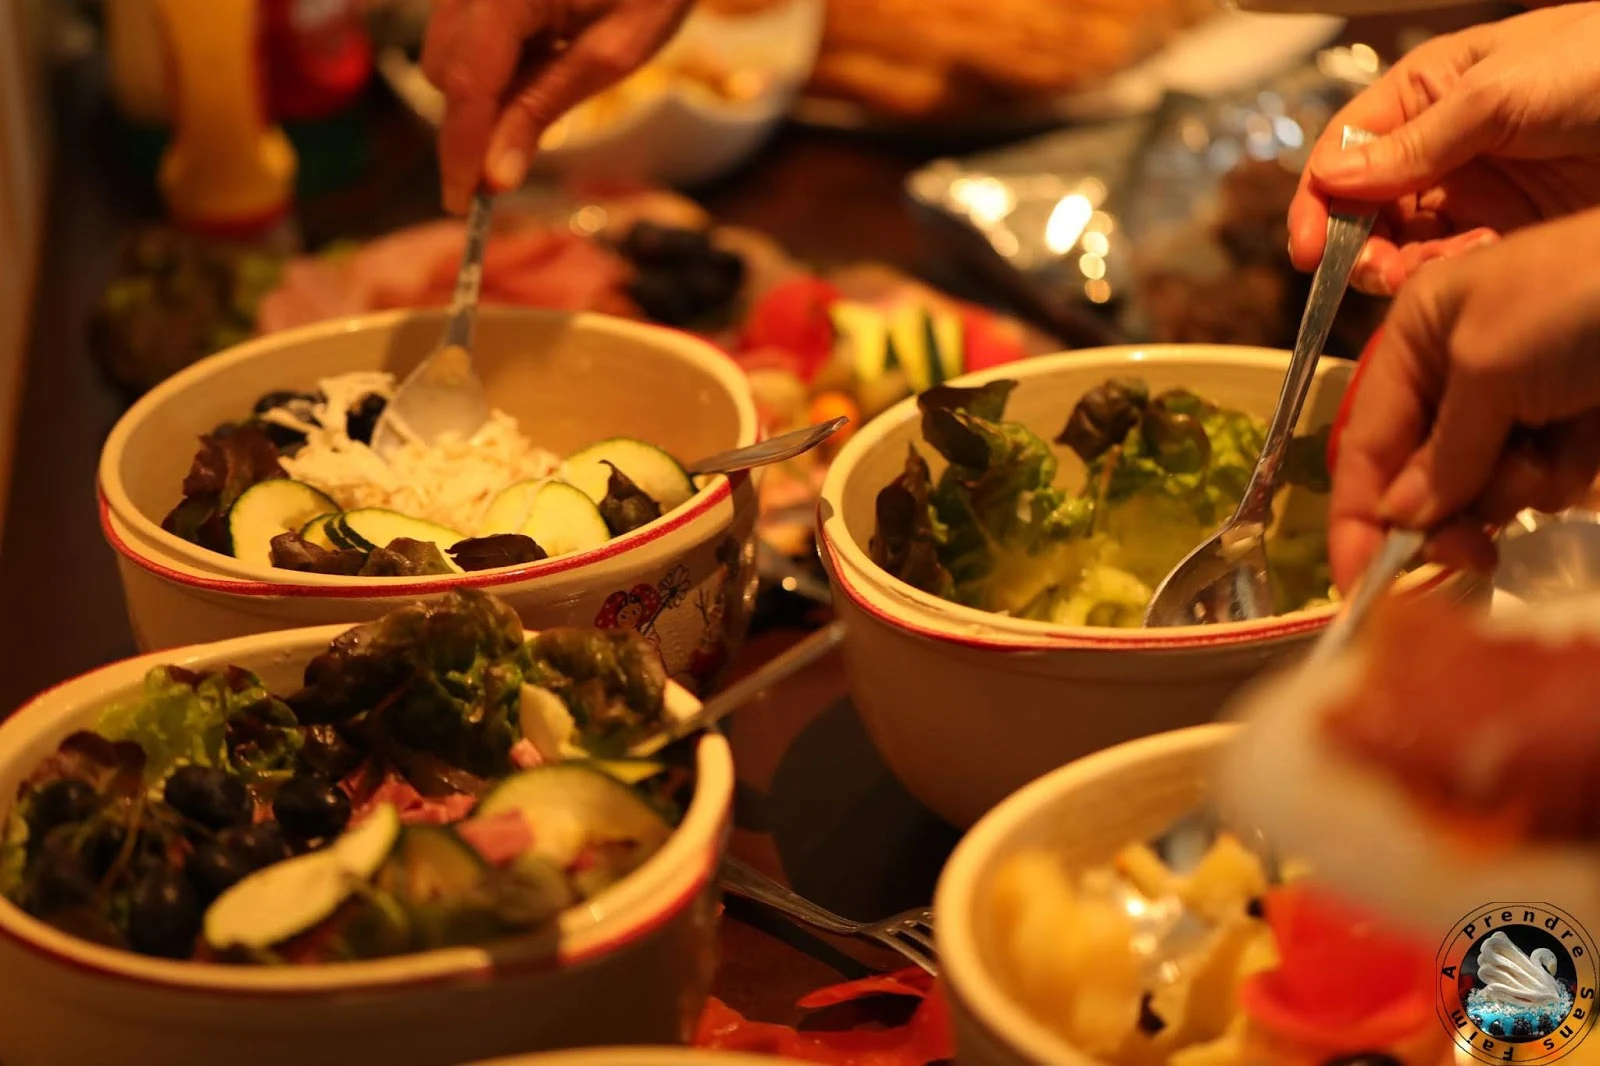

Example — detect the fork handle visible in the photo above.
[719,857,858,936]
[444,190,493,351]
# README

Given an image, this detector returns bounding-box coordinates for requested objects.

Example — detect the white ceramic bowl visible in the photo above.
[0,625,735,1066]
[380,0,824,188]
[98,307,761,696]
[936,724,1233,1066]
[817,344,1473,828]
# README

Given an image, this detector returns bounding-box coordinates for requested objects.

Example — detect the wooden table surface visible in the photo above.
[0,2,1512,1031]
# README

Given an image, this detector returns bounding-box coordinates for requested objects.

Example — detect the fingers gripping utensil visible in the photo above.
[371,191,495,458]
[1143,126,1378,628]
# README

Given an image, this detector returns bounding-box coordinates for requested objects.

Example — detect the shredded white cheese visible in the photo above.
[261,372,563,535]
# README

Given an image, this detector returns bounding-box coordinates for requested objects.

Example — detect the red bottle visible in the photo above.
[259,0,373,122]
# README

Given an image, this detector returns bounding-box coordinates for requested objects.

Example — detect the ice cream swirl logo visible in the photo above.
[1439,903,1598,1063]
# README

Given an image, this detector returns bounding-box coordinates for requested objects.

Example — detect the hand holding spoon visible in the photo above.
[1144,126,1379,628]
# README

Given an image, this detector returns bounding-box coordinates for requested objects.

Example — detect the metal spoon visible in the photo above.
[371,190,494,458]
[626,621,846,758]
[1143,125,1378,628]
[685,417,849,477]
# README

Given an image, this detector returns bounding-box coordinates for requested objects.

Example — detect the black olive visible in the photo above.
[273,775,351,841]
[29,779,98,836]
[681,265,740,314]
[627,272,698,327]
[260,422,308,452]
[1245,896,1265,919]
[223,822,292,869]
[185,840,249,902]
[621,222,712,265]
[127,869,201,959]
[296,723,363,782]
[251,390,316,416]
[1323,1055,1404,1066]
[344,393,387,445]
[83,821,129,878]
[163,766,253,831]
[1136,992,1165,1035]
[705,247,746,289]
[24,852,96,917]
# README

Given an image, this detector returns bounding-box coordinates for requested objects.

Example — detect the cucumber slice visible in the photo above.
[227,480,340,566]
[475,765,672,873]
[339,509,466,570]
[300,513,340,551]
[889,304,935,392]
[380,825,486,903]
[519,481,612,558]
[327,514,367,551]
[930,309,965,384]
[480,479,547,536]
[564,440,695,513]
[589,759,668,785]
[520,684,579,762]
[204,804,401,950]
[830,301,891,384]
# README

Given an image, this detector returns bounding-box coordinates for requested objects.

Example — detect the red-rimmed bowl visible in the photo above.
[0,624,734,1066]
[97,308,761,696]
[817,344,1479,828]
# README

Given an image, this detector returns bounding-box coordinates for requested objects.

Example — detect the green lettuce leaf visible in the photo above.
[94,665,260,782]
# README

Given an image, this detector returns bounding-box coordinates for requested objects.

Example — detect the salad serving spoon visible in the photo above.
[1143,125,1378,628]
[371,190,494,459]
[685,417,849,477]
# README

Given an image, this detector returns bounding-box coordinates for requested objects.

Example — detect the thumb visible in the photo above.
[1311,84,1503,200]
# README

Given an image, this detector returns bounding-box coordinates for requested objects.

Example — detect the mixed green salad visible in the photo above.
[0,590,695,964]
[870,378,1334,627]
[162,373,696,578]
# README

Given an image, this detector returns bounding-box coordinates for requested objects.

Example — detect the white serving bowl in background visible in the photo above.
[0,625,734,1066]
[379,0,824,188]
[817,345,1477,828]
[97,308,760,696]
[936,724,1233,1066]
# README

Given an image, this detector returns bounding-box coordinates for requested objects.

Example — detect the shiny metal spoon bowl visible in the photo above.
[371,191,494,458]
[1143,126,1377,628]
[686,417,848,477]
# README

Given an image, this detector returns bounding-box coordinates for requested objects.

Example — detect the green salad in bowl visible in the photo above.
[869,377,1335,628]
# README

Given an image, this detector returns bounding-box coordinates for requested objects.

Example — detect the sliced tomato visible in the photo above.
[961,310,1028,373]
[1328,325,1382,473]
[740,276,845,384]
[1239,884,1433,1051]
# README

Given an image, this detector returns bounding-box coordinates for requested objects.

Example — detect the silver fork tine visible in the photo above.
[869,925,939,976]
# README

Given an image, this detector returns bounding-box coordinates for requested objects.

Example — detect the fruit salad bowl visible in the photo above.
[97,307,761,696]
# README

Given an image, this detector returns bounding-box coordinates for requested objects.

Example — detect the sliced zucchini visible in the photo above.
[888,304,935,392]
[480,479,547,536]
[204,804,401,950]
[475,765,672,872]
[564,440,695,513]
[519,683,578,762]
[226,480,340,566]
[329,513,370,551]
[300,513,340,551]
[930,309,965,384]
[830,301,891,384]
[339,509,466,570]
[589,759,668,786]
[519,481,612,558]
[381,825,486,903]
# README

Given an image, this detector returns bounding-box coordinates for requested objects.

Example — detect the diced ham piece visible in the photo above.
[456,810,534,867]
[343,765,478,827]
[508,738,544,770]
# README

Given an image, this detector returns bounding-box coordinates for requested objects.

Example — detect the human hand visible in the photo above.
[1288,4,1600,296]
[1329,207,1600,592]
[423,0,696,214]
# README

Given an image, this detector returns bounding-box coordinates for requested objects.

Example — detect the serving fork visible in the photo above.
[719,856,939,976]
